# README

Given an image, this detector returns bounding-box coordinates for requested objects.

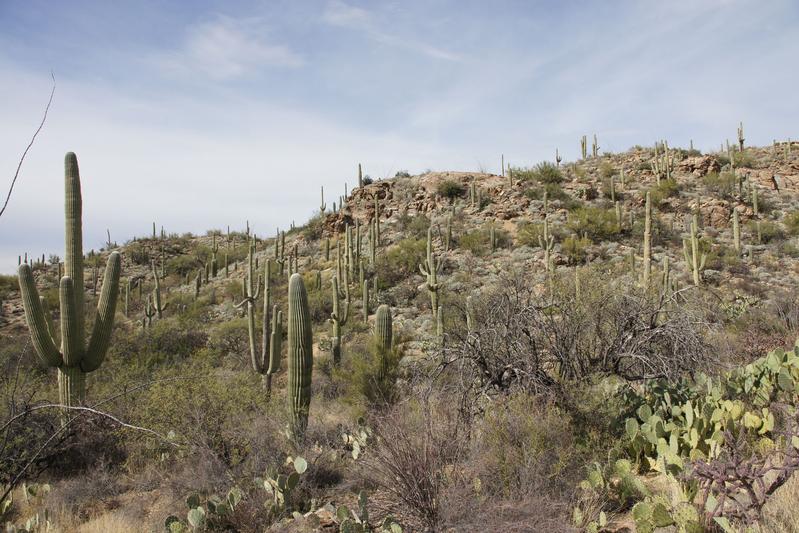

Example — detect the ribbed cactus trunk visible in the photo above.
[18,153,121,411]
[642,192,652,287]
[375,305,392,378]
[287,274,313,439]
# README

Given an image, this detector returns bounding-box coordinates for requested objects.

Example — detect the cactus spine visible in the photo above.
[330,274,350,363]
[642,192,652,287]
[419,227,442,318]
[287,273,312,438]
[18,153,121,408]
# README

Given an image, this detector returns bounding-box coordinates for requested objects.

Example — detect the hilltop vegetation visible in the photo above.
[3,134,799,532]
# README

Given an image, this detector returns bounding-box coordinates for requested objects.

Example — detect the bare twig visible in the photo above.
[0,71,56,219]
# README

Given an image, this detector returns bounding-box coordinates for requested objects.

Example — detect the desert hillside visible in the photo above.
[3,139,799,532]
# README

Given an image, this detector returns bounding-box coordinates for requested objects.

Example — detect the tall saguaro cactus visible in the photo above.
[18,153,121,408]
[287,273,313,439]
[419,227,442,317]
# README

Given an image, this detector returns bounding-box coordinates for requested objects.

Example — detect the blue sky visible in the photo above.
[1,0,797,272]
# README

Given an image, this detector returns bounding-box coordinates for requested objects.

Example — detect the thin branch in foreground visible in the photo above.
[0,71,56,219]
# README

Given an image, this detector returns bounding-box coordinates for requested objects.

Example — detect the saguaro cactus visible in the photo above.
[287,273,312,439]
[18,153,121,408]
[375,304,393,378]
[683,215,707,286]
[320,186,327,214]
[330,274,350,363]
[732,208,741,253]
[151,261,168,318]
[237,242,282,392]
[419,227,442,317]
[642,192,652,287]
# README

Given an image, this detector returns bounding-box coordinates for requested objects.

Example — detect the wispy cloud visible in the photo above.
[153,15,303,80]
[323,1,463,62]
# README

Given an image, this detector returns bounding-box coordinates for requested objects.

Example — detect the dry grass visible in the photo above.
[758,472,799,533]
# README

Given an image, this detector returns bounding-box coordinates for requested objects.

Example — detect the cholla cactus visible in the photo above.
[419,227,442,317]
[18,153,121,408]
[287,273,312,438]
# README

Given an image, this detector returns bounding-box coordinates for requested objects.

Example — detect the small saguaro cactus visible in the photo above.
[287,273,313,439]
[733,208,741,253]
[358,163,363,189]
[592,134,599,157]
[555,148,562,167]
[642,192,652,287]
[375,304,392,378]
[683,214,707,286]
[150,261,168,318]
[539,217,555,273]
[320,186,327,214]
[143,294,156,328]
[210,235,219,278]
[738,121,745,151]
[18,153,121,408]
[330,274,350,363]
[419,227,442,318]
[580,135,587,159]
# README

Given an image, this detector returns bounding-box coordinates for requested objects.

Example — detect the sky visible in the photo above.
[0,0,797,273]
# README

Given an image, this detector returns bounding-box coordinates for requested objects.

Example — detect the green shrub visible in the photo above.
[562,234,592,264]
[532,162,564,184]
[459,224,511,256]
[208,318,250,359]
[599,161,616,180]
[0,274,17,301]
[648,179,680,206]
[397,213,431,240]
[376,238,426,287]
[748,221,784,243]
[516,221,545,248]
[167,254,202,278]
[525,183,582,210]
[567,207,620,241]
[126,241,151,265]
[701,171,737,199]
[436,180,465,202]
[784,211,799,236]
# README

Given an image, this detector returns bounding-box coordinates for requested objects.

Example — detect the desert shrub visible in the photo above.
[439,271,711,405]
[131,362,267,468]
[208,318,250,360]
[396,213,431,240]
[471,394,579,499]
[599,161,616,180]
[375,238,426,288]
[561,234,592,264]
[567,207,620,241]
[733,149,757,169]
[436,180,465,202]
[359,397,466,530]
[516,221,545,248]
[0,274,16,301]
[525,182,581,210]
[167,254,201,278]
[302,212,325,241]
[334,337,403,410]
[125,241,151,265]
[459,224,511,256]
[784,210,799,236]
[702,171,737,199]
[648,178,680,206]
[517,163,565,185]
[141,320,209,367]
[742,220,785,244]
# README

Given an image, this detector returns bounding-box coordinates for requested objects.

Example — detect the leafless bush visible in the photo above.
[359,396,467,530]
[439,271,711,408]
[691,424,799,526]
